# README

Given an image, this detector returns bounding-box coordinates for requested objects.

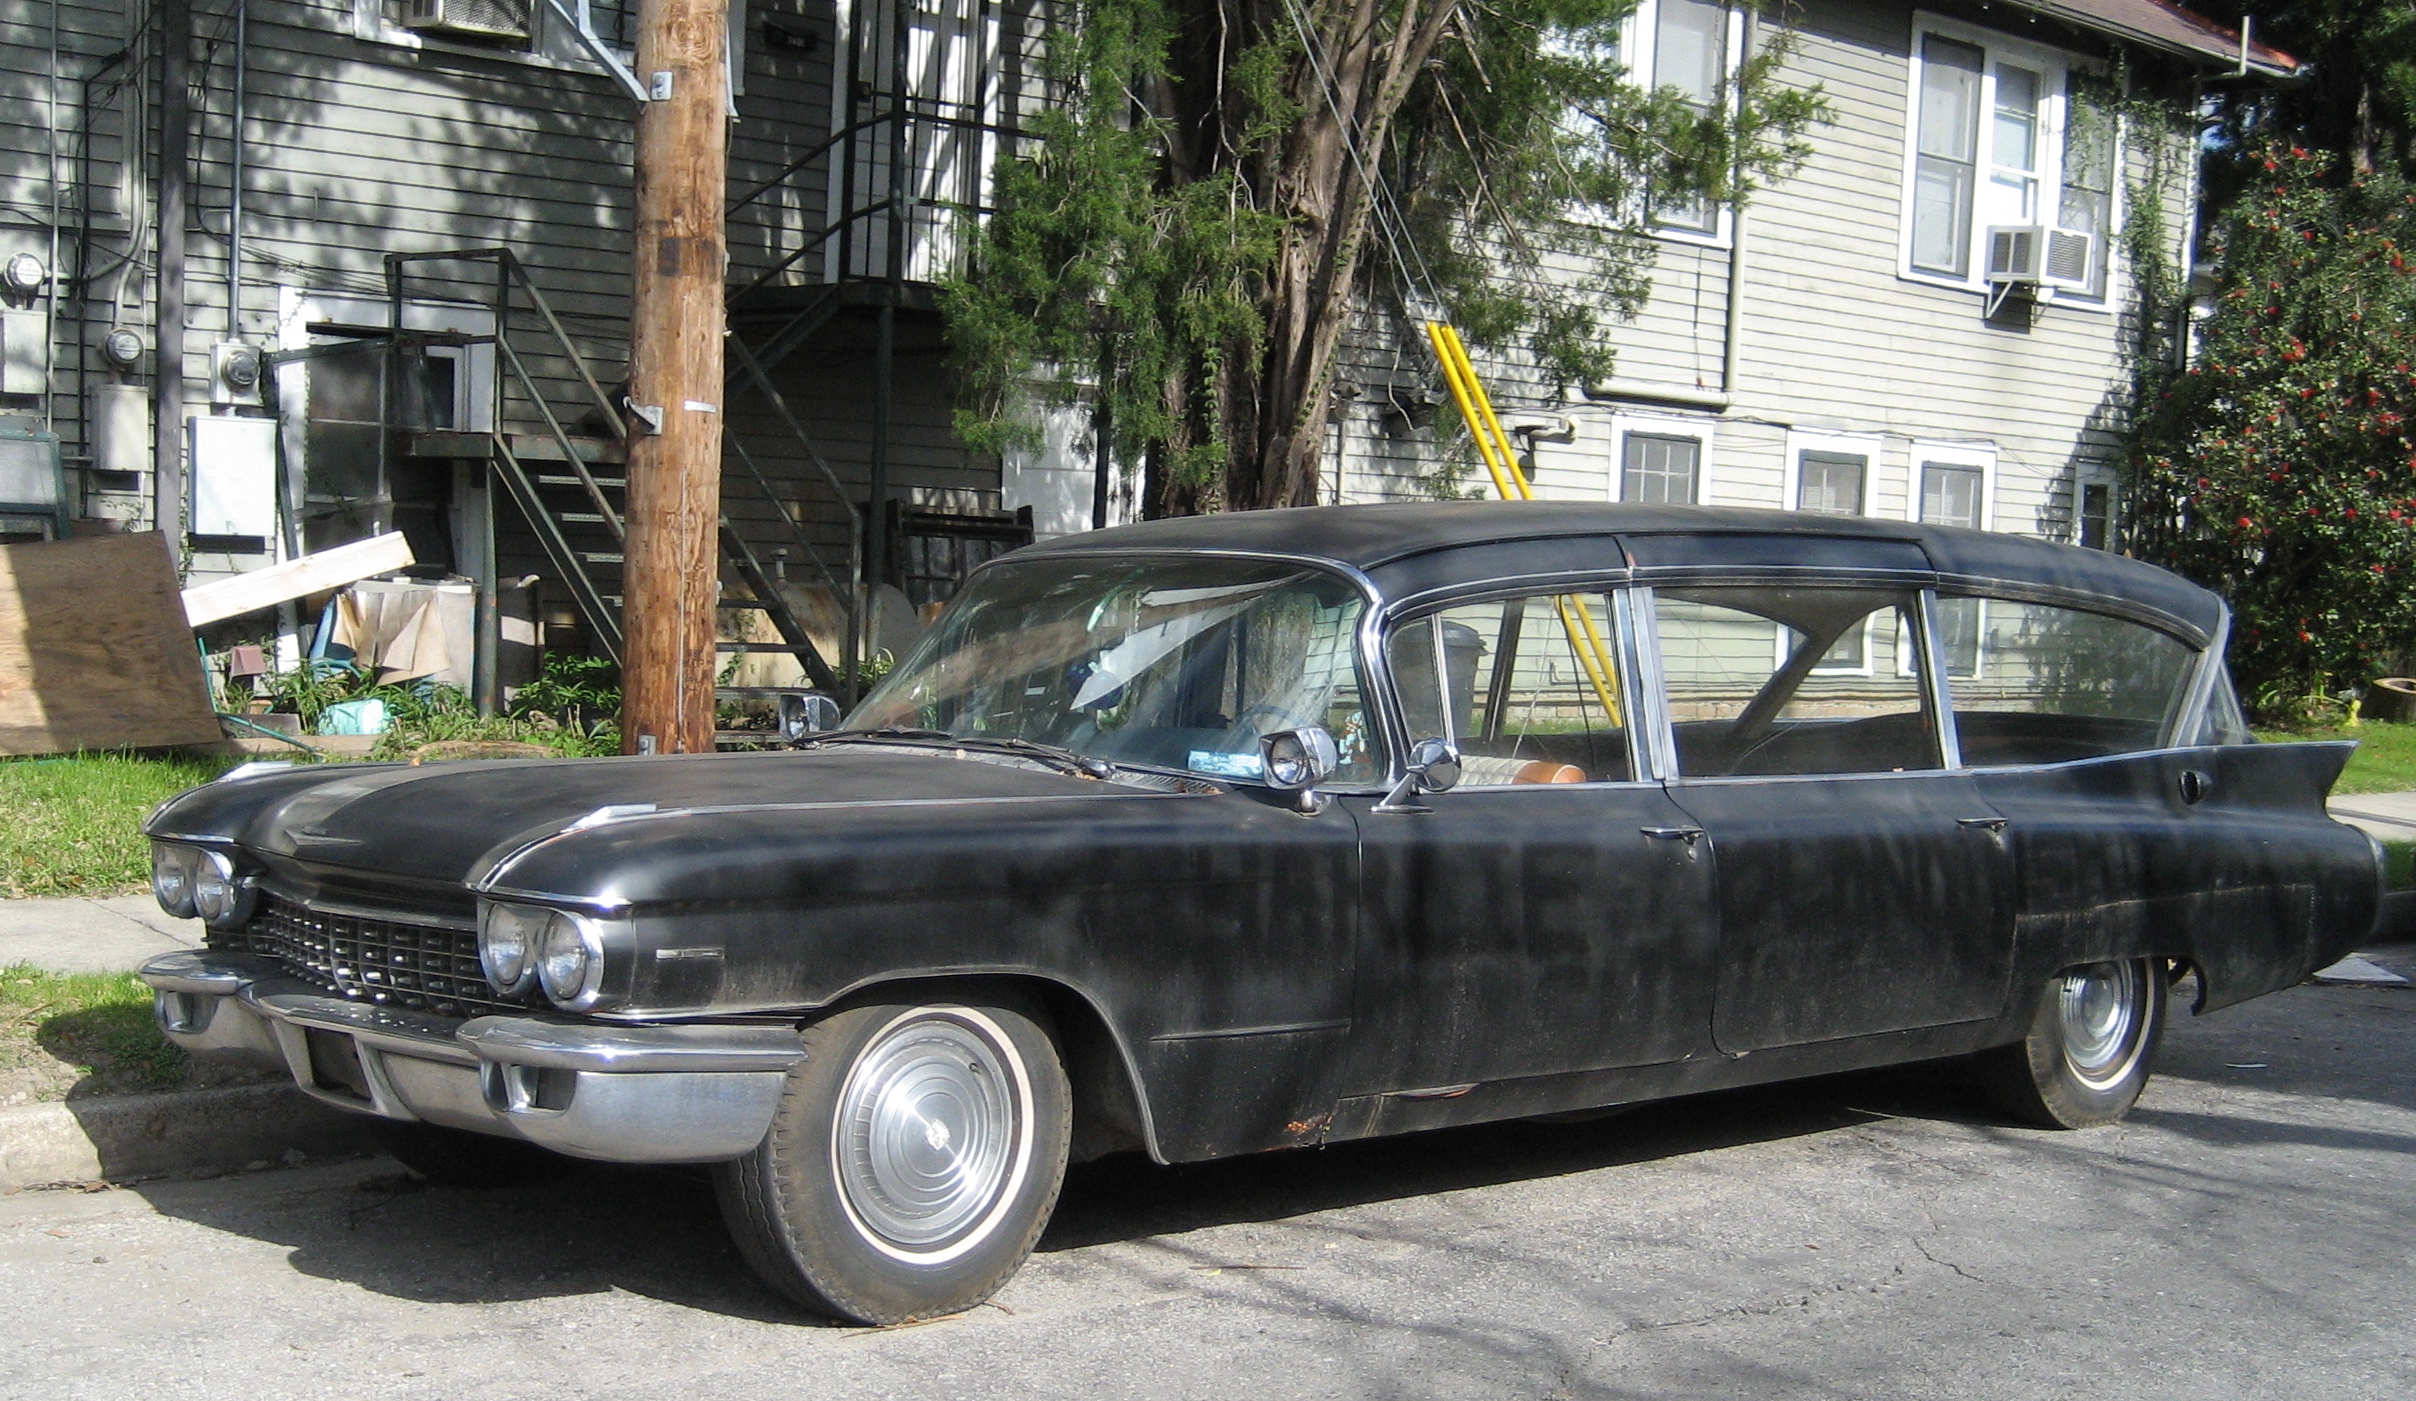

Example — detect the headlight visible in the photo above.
[477,901,552,997]
[535,912,608,1008]
[189,850,259,930]
[150,843,201,919]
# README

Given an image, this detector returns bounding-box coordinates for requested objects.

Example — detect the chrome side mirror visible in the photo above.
[779,692,843,742]
[1259,727,1340,792]
[1373,737,1461,814]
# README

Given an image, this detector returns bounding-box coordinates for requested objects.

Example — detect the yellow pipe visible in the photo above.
[1426,322,1519,502]
[1426,320,1624,728]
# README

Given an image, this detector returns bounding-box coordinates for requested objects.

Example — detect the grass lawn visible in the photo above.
[0,964,220,1104]
[0,752,231,899]
[2255,719,2416,796]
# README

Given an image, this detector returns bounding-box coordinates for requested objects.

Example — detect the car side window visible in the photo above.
[1387,592,1633,785]
[1938,597,2199,764]
[1654,587,1940,777]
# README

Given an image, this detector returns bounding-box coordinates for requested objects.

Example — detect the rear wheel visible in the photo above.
[713,998,1071,1325]
[369,1118,574,1187]
[1976,958,2167,1128]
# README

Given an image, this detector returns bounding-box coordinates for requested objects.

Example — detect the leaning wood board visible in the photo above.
[0,533,222,756]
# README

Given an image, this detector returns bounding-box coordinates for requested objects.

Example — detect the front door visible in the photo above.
[1648,585,2014,1053]
[1348,590,1719,1094]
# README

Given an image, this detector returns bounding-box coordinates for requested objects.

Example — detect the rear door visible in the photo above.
[1648,585,2016,1052]
[1346,589,1719,1092]
[1940,596,2381,1009]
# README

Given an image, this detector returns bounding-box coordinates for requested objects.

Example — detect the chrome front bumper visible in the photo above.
[139,951,801,1164]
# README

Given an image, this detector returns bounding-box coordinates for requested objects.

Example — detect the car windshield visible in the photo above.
[851,556,1383,784]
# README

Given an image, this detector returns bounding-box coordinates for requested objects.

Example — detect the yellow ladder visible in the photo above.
[1426,322,1624,726]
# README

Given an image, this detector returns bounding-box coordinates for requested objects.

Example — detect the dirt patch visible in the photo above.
[0,967,275,1107]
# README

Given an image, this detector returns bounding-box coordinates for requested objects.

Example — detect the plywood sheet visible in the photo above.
[0,532,222,756]
[179,530,413,627]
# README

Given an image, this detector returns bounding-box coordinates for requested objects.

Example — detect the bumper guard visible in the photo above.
[139,950,801,1164]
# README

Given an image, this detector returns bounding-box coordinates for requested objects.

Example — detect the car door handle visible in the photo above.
[1956,816,2009,832]
[1641,825,1706,845]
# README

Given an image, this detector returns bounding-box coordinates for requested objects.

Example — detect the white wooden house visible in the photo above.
[1331,0,2292,554]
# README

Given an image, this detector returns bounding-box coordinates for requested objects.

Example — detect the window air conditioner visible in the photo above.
[405,0,532,42]
[1986,224,2097,292]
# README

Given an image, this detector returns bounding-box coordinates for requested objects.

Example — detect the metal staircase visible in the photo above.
[342,1,1031,727]
[380,248,851,715]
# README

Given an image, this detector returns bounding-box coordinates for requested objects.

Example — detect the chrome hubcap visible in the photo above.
[2058,961,2143,1089]
[835,1013,1023,1253]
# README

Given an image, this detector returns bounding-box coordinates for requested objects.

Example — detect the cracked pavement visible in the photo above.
[0,969,2409,1400]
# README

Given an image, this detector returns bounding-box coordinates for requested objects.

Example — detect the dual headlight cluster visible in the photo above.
[150,842,258,930]
[478,901,618,1012]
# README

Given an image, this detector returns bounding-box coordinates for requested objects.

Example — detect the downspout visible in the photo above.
[1721,6,1756,401]
[47,0,62,433]
[227,0,246,345]
[156,0,191,546]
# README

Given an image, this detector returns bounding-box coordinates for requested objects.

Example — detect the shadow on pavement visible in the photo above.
[111,981,2409,1326]
[117,1065,1933,1324]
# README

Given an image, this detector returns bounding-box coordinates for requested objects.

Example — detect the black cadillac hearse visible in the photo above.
[139,503,2382,1324]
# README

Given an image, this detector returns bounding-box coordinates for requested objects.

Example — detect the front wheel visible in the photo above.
[713,998,1072,1324]
[1975,958,2168,1128]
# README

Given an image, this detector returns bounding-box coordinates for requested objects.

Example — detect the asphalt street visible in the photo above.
[1,967,2409,1401]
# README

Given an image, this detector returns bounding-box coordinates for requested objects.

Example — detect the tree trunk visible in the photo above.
[1238,0,1460,511]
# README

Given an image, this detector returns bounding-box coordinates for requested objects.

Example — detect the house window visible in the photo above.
[1622,432,1702,504]
[1903,16,2112,300]
[1581,1,1741,241]
[355,0,737,89]
[1796,451,1867,516]
[2079,480,2114,549]
[1920,462,1984,529]
[1797,450,1869,667]
[1645,0,1733,235]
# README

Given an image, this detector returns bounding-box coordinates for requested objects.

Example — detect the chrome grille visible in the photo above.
[215,894,528,1019]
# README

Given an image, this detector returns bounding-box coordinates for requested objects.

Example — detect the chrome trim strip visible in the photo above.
[1929,572,2210,648]
[2170,603,2232,747]
[137,949,285,996]
[242,987,484,1067]
[265,889,479,931]
[456,1017,807,1073]
[471,790,1201,894]
[1149,1018,1351,1043]
[1378,569,1637,620]
[1629,585,1679,784]
[1920,588,1966,770]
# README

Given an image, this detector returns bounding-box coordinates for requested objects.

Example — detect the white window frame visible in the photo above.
[1564,0,1746,248]
[1907,440,1995,532]
[1610,411,1717,505]
[2075,469,2119,550]
[352,0,747,95]
[1898,13,2118,310]
[1783,429,1883,518]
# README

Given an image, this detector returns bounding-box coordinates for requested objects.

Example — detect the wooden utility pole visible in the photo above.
[619,0,729,755]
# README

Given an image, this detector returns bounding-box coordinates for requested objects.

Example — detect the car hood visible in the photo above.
[148,745,1142,887]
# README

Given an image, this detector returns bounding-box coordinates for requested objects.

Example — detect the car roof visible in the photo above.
[1018,502,2226,644]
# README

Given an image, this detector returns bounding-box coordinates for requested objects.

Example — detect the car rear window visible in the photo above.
[1937,597,2197,765]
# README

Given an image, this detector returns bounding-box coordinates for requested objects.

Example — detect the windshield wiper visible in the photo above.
[807,728,1116,780]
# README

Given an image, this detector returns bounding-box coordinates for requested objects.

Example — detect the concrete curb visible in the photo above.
[0,1083,375,1191]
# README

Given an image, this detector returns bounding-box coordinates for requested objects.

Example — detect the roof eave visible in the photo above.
[2000,0,2301,79]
